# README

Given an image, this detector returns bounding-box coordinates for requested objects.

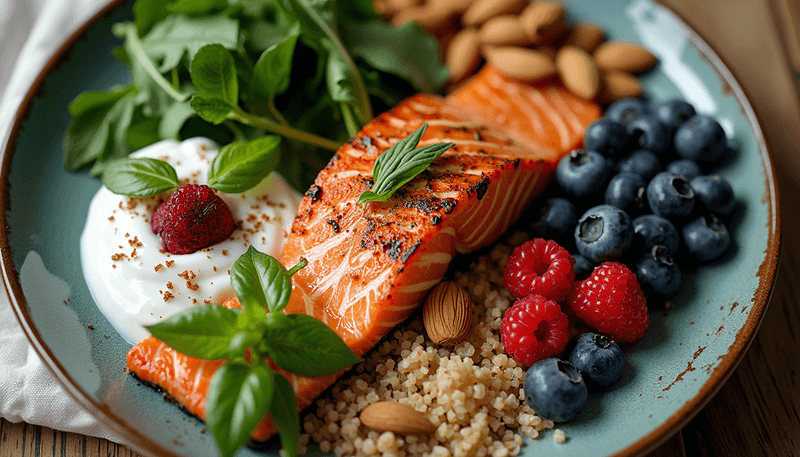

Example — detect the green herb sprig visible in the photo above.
[146,246,362,457]
[64,0,449,193]
[357,123,454,205]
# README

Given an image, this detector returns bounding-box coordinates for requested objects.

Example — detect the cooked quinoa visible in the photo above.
[298,231,565,456]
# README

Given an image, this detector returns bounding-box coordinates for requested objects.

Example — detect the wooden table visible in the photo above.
[2,0,799,456]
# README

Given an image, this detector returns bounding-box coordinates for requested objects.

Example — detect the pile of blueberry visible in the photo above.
[535,97,736,302]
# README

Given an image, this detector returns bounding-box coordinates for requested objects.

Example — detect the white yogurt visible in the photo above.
[80,138,302,345]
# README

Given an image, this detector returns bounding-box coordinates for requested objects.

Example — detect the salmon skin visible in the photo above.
[126,65,601,442]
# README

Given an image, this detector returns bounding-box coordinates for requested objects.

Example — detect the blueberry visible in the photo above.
[556,149,612,199]
[606,98,649,125]
[617,149,662,181]
[568,333,625,387]
[653,99,696,132]
[626,114,670,155]
[631,214,680,256]
[571,254,595,281]
[682,214,731,262]
[605,172,647,216]
[674,115,727,164]
[646,172,695,220]
[524,358,588,422]
[690,175,736,216]
[636,246,682,300]
[666,159,703,180]
[532,198,578,241]
[574,205,633,264]
[583,118,630,158]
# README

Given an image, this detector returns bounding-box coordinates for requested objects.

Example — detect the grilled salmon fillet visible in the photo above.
[126,65,602,441]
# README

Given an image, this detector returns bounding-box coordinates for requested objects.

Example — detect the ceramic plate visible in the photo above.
[1,0,780,456]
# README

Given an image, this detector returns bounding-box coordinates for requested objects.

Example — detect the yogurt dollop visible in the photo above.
[80,138,302,344]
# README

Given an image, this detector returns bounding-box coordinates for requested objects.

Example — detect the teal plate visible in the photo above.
[1,1,780,456]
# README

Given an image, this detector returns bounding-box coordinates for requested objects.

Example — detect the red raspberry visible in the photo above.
[151,184,235,255]
[503,238,575,302]
[500,295,570,366]
[566,262,649,343]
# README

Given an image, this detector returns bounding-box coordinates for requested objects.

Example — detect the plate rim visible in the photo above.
[0,1,782,456]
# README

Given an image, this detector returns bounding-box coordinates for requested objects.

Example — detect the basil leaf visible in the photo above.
[190,95,236,124]
[191,44,238,104]
[206,363,275,457]
[132,0,169,36]
[270,374,299,457]
[357,123,453,204]
[231,246,292,314]
[263,313,363,376]
[342,20,449,94]
[140,15,239,73]
[101,157,179,198]
[145,304,243,359]
[207,136,281,193]
[63,86,136,170]
[249,27,300,116]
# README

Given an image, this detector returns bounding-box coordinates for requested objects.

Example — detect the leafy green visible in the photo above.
[101,157,179,197]
[248,26,300,118]
[263,313,364,376]
[140,14,239,73]
[207,136,281,192]
[132,0,170,36]
[190,44,239,104]
[158,101,196,139]
[269,374,300,457]
[230,246,292,314]
[358,123,453,204]
[146,304,243,359]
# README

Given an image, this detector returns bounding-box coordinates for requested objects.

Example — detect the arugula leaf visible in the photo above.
[132,0,169,36]
[101,157,179,197]
[206,363,275,457]
[248,26,300,118]
[190,95,237,124]
[191,44,239,103]
[269,374,300,457]
[140,15,239,73]
[127,116,162,149]
[89,94,137,177]
[207,136,281,193]
[263,313,363,376]
[358,123,453,204]
[158,100,196,139]
[63,86,136,170]
[230,246,293,314]
[342,20,449,94]
[168,0,229,15]
[146,304,243,359]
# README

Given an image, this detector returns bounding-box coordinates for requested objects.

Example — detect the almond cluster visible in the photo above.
[378,0,658,103]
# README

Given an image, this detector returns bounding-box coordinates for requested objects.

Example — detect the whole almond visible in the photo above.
[484,46,557,82]
[520,1,566,45]
[597,70,644,103]
[360,401,437,435]
[429,0,474,16]
[563,23,605,53]
[392,5,455,33]
[594,41,658,74]
[423,281,473,346]
[462,0,527,27]
[556,46,600,99]
[537,45,558,60]
[479,15,531,47]
[447,28,483,83]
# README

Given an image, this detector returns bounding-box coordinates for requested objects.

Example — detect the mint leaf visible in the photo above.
[191,44,238,104]
[140,15,239,73]
[145,304,243,359]
[63,86,136,170]
[190,95,236,124]
[342,20,449,94]
[263,313,363,376]
[269,374,299,457]
[206,363,275,457]
[230,246,292,314]
[358,123,453,204]
[132,0,169,36]
[249,27,300,115]
[101,157,179,197]
[207,136,281,193]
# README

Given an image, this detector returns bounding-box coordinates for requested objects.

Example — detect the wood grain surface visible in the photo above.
[2,0,799,456]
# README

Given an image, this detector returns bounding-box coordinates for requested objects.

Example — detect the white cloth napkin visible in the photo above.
[0,0,124,443]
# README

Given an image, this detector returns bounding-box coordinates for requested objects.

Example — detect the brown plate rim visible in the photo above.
[0,1,782,457]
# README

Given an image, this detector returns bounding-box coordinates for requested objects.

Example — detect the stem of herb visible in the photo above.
[228,108,341,151]
[268,99,290,126]
[224,120,247,142]
[171,68,180,91]
[124,26,190,102]
[286,257,308,277]
[340,103,360,138]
